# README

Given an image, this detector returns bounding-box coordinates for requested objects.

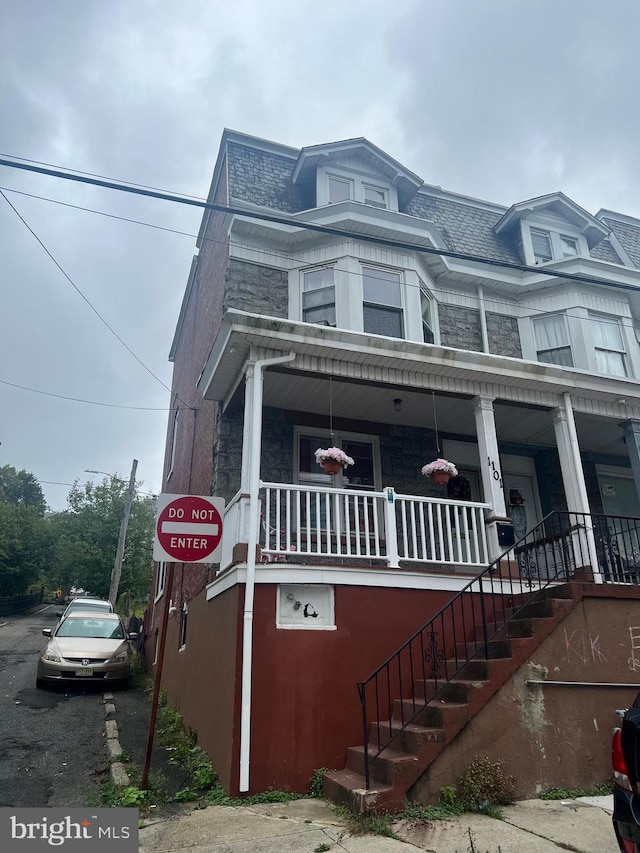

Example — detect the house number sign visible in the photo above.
[488,456,503,488]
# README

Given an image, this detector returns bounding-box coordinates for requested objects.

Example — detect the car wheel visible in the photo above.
[35,678,47,690]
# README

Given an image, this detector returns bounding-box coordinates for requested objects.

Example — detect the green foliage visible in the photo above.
[402,800,465,820]
[97,783,150,809]
[540,779,613,800]
[48,477,155,606]
[337,810,398,838]
[456,754,515,814]
[309,767,332,799]
[0,500,53,596]
[0,465,47,514]
[314,844,331,853]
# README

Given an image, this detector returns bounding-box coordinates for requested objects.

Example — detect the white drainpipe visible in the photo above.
[239,351,296,792]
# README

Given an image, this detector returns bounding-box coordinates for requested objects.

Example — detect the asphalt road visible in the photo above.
[0,604,107,807]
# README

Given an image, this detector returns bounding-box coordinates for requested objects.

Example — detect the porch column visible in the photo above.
[473,395,508,560]
[553,394,601,581]
[620,420,640,495]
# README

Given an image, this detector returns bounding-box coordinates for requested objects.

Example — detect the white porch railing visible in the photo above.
[255,483,490,570]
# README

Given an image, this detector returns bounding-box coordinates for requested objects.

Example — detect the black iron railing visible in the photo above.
[356,510,640,789]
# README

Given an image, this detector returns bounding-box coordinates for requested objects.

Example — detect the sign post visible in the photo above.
[142,494,225,790]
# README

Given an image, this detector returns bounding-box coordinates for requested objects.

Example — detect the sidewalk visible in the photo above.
[137,794,616,852]
[108,682,617,852]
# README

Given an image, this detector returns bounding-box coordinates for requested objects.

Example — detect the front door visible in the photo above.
[597,471,640,579]
[503,473,541,540]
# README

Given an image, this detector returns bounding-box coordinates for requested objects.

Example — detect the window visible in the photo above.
[302,267,335,325]
[362,266,403,338]
[420,285,435,344]
[328,176,352,203]
[529,228,584,264]
[559,235,578,257]
[154,562,167,601]
[533,314,574,366]
[590,314,628,377]
[531,229,553,263]
[363,185,387,209]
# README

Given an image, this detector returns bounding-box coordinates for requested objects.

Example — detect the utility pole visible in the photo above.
[108,458,138,606]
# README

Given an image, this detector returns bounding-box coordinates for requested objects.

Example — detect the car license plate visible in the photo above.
[75,667,93,676]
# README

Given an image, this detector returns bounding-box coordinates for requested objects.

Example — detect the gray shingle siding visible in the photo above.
[406,194,519,264]
[227,142,309,212]
[602,218,640,268]
[589,237,623,264]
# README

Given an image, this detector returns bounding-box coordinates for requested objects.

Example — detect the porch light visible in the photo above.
[393,398,402,412]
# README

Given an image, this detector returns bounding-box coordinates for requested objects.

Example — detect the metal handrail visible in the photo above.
[356,510,640,789]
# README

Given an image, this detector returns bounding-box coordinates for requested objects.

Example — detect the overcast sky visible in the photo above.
[3,0,640,511]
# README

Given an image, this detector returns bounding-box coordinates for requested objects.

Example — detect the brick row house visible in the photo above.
[144,130,640,809]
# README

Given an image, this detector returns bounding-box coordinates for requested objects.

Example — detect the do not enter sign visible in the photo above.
[153,494,225,563]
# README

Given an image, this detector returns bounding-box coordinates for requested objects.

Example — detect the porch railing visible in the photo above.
[356,510,640,789]
[259,482,491,569]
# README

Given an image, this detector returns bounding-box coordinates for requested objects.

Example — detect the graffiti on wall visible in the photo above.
[561,627,608,665]
[628,627,640,672]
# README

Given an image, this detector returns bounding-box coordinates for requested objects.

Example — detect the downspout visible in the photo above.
[477,284,489,353]
[239,351,296,792]
[562,392,602,582]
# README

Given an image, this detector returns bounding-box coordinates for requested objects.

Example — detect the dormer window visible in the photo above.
[328,176,352,203]
[363,185,387,209]
[529,227,585,265]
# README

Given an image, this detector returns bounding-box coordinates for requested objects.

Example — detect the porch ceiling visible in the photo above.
[260,371,630,457]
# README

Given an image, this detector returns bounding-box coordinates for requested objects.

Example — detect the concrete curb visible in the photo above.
[104,691,130,787]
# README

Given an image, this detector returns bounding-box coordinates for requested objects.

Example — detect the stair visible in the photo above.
[323,583,580,813]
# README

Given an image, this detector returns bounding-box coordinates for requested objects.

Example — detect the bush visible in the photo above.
[457,754,515,813]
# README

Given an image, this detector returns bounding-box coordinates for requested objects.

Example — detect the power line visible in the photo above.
[2,184,639,335]
[0,189,194,411]
[0,377,177,410]
[2,154,640,295]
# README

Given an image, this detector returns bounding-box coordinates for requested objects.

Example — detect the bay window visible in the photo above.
[302,267,336,326]
[590,314,628,377]
[362,266,403,338]
[533,314,574,366]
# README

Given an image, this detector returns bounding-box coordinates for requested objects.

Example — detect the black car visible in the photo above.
[613,694,640,852]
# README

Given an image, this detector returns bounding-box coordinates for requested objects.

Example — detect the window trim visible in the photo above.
[532,313,574,367]
[294,426,382,491]
[179,602,188,650]
[361,264,405,339]
[301,265,336,326]
[154,561,167,603]
[167,407,179,481]
[327,175,353,204]
[588,312,628,377]
[523,222,589,266]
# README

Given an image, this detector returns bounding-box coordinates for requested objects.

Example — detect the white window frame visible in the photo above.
[328,175,353,204]
[154,561,167,602]
[522,221,589,266]
[420,282,436,344]
[317,165,398,211]
[179,602,188,650]
[294,426,382,491]
[363,183,388,209]
[301,265,336,326]
[361,264,404,340]
[532,313,574,367]
[588,312,629,377]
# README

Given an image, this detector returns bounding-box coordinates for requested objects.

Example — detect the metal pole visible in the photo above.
[108,459,138,606]
[141,561,175,790]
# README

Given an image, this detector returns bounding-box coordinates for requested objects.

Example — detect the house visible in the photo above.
[143,129,640,810]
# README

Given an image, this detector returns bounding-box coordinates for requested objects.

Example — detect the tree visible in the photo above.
[0,466,51,595]
[49,477,155,606]
[0,465,47,515]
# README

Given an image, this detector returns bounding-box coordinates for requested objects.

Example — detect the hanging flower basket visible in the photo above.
[421,458,458,485]
[314,447,355,475]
